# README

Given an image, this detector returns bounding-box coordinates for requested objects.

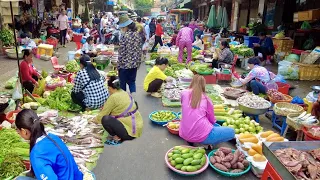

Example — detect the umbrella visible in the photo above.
[221,7,229,28]
[207,5,217,28]
[216,5,223,28]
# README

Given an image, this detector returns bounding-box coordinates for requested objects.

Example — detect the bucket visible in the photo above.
[68,51,76,60]
[276,82,290,95]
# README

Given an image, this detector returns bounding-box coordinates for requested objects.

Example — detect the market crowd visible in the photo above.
[9,10,320,180]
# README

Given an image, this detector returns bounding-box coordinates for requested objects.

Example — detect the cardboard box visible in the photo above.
[298,9,320,21]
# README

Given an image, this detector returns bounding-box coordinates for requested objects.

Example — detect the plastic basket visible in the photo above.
[149,111,178,126]
[208,149,251,177]
[268,94,293,104]
[165,145,209,176]
[167,120,180,135]
[244,36,260,48]
[6,110,21,124]
[302,126,320,141]
[276,82,290,95]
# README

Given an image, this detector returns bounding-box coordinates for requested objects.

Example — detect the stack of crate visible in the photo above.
[0,1,19,24]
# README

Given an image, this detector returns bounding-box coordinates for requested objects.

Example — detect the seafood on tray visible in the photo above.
[274,148,320,180]
[163,88,182,101]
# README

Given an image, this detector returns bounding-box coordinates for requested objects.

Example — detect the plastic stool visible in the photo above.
[261,162,282,180]
[271,111,287,136]
[96,63,106,70]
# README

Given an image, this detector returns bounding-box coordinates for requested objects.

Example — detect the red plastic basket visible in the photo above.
[217,73,232,81]
[276,82,290,95]
[166,120,179,135]
[46,38,58,48]
[302,126,320,141]
[23,160,31,170]
[203,74,217,84]
[6,110,22,124]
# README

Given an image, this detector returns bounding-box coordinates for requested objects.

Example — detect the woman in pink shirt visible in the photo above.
[179,75,235,146]
[176,22,193,63]
[58,10,69,47]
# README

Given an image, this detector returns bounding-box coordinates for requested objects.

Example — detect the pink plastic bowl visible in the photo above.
[164,145,209,176]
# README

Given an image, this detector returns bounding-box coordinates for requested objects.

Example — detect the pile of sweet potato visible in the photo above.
[210,147,249,173]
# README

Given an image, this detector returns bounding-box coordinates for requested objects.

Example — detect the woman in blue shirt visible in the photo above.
[15,109,83,180]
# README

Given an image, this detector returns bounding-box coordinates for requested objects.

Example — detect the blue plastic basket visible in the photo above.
[177,112,181,120]
[214,123,221,127]
[149,111,178,126]
[244,36,260,48]
[208,150,251,177]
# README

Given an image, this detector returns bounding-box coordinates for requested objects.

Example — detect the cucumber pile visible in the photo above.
[167,146,207,172]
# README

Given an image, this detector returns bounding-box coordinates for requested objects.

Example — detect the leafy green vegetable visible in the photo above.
[45,86,81,111]
[33,78,46,96]
[66,60,80,73]
[171,63,186,71]
[41,70,48,78]
[164,67,177,78]
[150,53,159,60]
[5,76,17,89]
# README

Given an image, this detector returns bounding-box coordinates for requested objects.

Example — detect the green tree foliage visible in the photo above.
[134,0,154,15]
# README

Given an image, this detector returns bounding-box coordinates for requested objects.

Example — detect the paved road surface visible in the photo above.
[0,42,318,180]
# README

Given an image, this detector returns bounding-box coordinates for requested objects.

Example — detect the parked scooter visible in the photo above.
[108,28,120,45]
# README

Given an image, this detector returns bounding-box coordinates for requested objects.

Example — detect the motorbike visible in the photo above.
[107,29,120,45]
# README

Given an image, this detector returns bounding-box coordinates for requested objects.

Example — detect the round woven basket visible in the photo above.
[273,102,304,116]
[268,94,293,104]
[286,113,305,130]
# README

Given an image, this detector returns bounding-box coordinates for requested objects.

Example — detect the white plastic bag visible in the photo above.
[142,42,149,51]
[278,60,299,80]
[12,80,23,100]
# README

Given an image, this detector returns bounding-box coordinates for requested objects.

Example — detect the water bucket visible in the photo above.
[68,51,76,60]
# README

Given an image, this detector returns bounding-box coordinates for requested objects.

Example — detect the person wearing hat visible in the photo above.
[117,14,142,94]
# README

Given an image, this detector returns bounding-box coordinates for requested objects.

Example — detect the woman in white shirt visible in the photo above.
[82,36,97,57]
[192,34,204,50]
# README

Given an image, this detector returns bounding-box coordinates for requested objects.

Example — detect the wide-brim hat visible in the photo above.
[118,14,133,28]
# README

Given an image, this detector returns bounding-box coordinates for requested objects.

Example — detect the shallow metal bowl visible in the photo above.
[237,99,271,115]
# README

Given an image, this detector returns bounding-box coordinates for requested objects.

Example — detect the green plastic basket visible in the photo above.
[208,149,251,177]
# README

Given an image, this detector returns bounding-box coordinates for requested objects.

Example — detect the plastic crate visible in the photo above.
[272,38,294,54]
[216,73,232,81]
[243,36,260,48]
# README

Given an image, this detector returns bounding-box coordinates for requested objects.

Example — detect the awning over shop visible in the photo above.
[179,0,191,8]
[169,8,193,14]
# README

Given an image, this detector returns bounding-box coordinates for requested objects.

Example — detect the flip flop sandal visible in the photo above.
[105,139,122,146]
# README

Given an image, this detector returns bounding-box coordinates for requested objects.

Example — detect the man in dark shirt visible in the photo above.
[253,32,275,61]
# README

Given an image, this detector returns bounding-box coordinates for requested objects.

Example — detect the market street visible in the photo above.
[0,42,319,179]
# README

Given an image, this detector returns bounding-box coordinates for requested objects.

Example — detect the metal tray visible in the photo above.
[262,141,320,180]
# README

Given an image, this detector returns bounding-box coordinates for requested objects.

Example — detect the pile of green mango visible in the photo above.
[151,111,176,122]
[167,146,206,172]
